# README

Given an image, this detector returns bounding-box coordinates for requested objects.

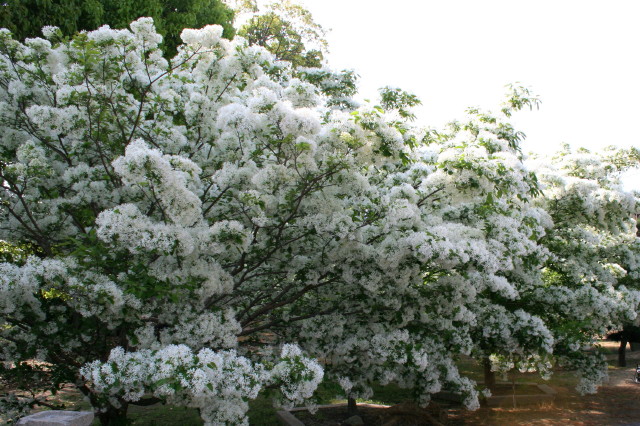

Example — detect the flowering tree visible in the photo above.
[1,17,639,426]
[426,99,557,390]
[0,20,332,424]
[526,146,640,391]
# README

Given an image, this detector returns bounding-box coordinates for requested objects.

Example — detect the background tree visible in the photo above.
[0,0,235,56]
[607,325,640,367]
[236,0,328,67]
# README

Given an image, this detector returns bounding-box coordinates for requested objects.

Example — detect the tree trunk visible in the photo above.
[483,358,496,390]
[77,384,130,426]
[347,396,358,416]
[96,401,129,426]
[619,339,628,367]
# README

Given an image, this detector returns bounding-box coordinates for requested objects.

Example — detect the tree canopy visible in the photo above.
[236,0,328,68]
[0,0,235,56]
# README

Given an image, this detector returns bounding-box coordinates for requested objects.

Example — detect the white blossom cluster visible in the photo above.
[80,344,322,425]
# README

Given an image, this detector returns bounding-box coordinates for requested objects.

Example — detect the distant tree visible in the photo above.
[0,0,235,57]
[0,0,105,40]
[148,0,235,57]
[607,216,640,367]
[607,325,640,367]
[236,0,328,68]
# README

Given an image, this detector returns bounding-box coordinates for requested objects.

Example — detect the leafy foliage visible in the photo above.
[237,0,328,67]
[0,0,235,57]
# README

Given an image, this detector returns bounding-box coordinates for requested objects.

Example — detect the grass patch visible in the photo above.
[247,394,280,426]
[125,405,202,426]
[364,383,415,406]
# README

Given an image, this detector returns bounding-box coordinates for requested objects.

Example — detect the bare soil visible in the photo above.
[294,370,640,426]
[294,344,640,425]
[486,384,544,396]
[449,346,640,425]
[293,403,445,426]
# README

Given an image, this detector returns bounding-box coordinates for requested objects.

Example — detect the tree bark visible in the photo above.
[96,401,129,426]
[483,358,496,390]
[347,396,358,416]
[619,339,628,367]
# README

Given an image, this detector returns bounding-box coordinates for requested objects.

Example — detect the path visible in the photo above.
[451,350,640,425]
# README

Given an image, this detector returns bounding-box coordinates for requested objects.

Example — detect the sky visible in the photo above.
[301,0,640,189]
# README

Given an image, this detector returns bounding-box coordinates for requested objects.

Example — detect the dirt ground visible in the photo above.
[292,343,640,426]
[450,346,640,426]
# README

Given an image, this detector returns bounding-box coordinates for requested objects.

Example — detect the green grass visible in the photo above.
[247,394,280,426]
[362,383,415,405]
[124,405,203,426]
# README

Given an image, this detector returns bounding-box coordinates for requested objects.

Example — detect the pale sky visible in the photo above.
[301,0,640,189]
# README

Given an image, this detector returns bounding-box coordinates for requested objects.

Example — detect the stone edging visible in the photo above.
[17,410,94,426]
